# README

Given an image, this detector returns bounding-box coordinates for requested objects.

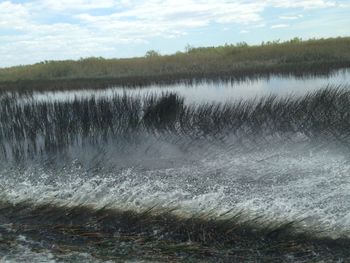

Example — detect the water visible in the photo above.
[1,70,350,262]
[28,68,350,104]
[2,139,349,233]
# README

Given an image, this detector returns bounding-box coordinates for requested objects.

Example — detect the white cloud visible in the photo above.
[0,1,31,29]
[74,0,264,40]
[265,0,336,9]
[339,3,350,8]
[0,0,346,67]
[279,15,303,20]
[271,24,290,29]
[31,0,118,11]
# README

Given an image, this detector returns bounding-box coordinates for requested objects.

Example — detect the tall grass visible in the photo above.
[0,37,350,91]
[1,87,350,162]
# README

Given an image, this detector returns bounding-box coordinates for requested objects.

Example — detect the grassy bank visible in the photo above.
[0,37,350,91]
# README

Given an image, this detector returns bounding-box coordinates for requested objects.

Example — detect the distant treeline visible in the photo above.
[0,37,350,91]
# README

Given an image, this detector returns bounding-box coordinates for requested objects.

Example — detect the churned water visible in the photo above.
[1,70,350,262]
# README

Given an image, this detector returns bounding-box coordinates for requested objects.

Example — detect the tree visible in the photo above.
[235,42,248,48]
[145,50,160,58]
[185,44,195,53]
[290,37,302,44]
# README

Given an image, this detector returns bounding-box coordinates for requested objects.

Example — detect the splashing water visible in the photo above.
[1,82,350,262]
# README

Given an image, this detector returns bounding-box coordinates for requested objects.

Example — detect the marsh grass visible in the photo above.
[1,201,350,262]
[1,87,350,163]
[1,37,350,92]
[1,86,350,261]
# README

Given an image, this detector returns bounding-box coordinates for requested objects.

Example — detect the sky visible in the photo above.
[0,0,350,67]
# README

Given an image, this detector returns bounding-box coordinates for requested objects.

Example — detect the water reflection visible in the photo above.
[30,68,350,104]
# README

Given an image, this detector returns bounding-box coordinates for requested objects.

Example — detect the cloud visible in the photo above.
[74,0,265,41]
[0,1,31,29]
[265,0,336,9]
[0,0,346,67]
[339,3,350,8]
[271,24,290,29]
[31,0,118,11]
[279,15,303,20]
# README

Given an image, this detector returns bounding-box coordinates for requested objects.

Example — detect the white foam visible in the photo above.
[1,142,350,237]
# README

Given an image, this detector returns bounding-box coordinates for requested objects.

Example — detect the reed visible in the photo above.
[1,87,350,163]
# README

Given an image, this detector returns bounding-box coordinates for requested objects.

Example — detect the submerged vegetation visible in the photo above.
[1,201,350,262]
[0,37,350,91]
